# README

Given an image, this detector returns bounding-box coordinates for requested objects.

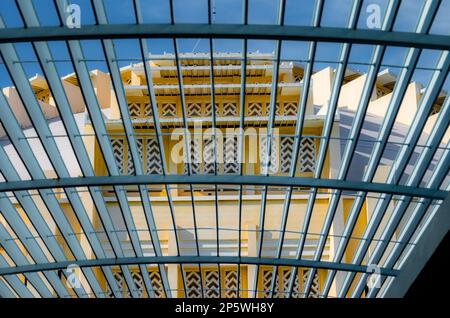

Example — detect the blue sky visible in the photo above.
[0,0,449,90]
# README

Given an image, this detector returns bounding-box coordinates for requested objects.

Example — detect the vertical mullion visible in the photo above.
[281,43,317,297]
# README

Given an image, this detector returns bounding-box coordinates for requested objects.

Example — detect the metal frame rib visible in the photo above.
[319,0,444,297]
[294,0,363,298]
[53,0,145,298]
[0,10,105,296]
[254,0,286,298]
[0,0,446,299]
[90,0,170,299]
[303,0,402,298]
[357,94,450,298]
[339,50,450,298]
[167,0,202,298]
[0,24,448,51]
[278,0,323,299]
[132,0,180,298]
[15,0,125,298]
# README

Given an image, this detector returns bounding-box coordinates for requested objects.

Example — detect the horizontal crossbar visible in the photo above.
[0,175,446,199]
[0,256,399,277]
[0,24,448,50]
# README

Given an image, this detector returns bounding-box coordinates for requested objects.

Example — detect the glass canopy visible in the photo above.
[0,0,448,298]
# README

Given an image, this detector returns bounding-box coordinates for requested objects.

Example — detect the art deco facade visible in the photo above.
[0,0,448,299]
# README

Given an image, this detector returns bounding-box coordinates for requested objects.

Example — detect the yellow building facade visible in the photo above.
[0,50,445,299]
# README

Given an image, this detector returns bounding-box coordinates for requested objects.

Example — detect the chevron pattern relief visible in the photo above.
[247,102,263,116]
[223,136,238,174]
[128,102,141,118]
[111,138,126,175]
[280,136,294,174]
[125,145,134,175]
[273,272,282,298]
[107,270,159,298]
[310,271,321,298]
[299,137,316,173]
[106,271,130,298]
[116,271,127,298]
[203,136,215,174]
[275,269,292,298]
[181,268,245,298]
[149,270,165,298]
[260,268,304,298]
[131,271,145,298]
[224,269,238,298]
[110,137,165,176]
[136,138,144,163]
[186,138,201,174]
[261,269,275,298]
[193,137,202,173]
[187,103,202,117]
[4,0,446,302]
[37,91,49,103]
[204,270,220,298]
[291,270,302,298]
[144,102,153,117]
[185,270,202,298]
[146,138,163,174]
[260,135,279,174]
[222,102,238,117]
[265,102,281,116]
[161,102,177,117]
[205,102,220,117]
[303,269,320,298]
[283,102,298,116]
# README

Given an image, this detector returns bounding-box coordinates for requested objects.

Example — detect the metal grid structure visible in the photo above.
[0,0,448,298]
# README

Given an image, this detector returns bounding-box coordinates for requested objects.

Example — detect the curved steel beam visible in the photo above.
[0,24,448,50]
[0,175,446,199]
[0,255,398,277]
